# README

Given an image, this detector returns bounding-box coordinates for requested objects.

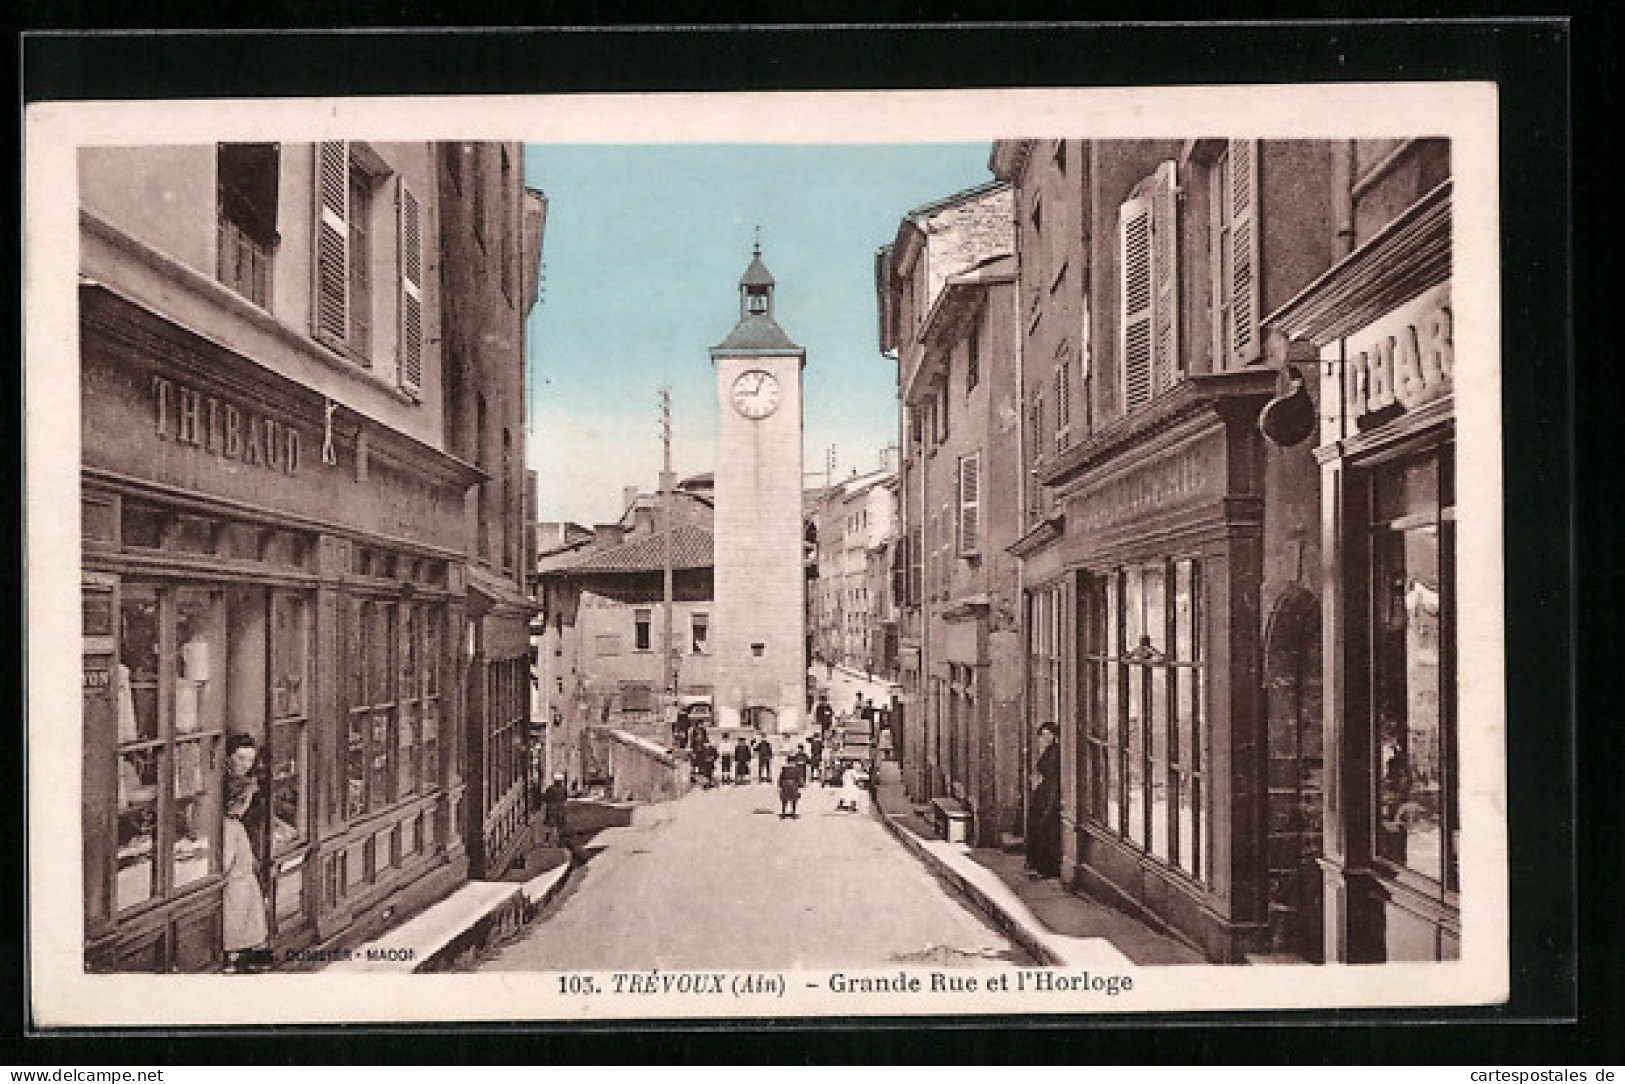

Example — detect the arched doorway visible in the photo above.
[1262,587,1325,961]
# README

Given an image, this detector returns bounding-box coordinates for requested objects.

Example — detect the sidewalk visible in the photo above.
[336,833,577,974]
[871,762,1205,968]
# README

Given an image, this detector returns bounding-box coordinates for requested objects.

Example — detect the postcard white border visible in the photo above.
[26,83,1506,1027]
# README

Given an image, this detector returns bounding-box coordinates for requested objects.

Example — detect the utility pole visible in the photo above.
[659,386,677,735]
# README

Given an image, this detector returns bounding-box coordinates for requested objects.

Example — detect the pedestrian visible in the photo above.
[1027,723,1062,878]
[808,733,824,783]
[834,760,866,813]
[690,721,708,754]
[719,736,734,784]
[540,772,569,847]
[777,753,803,819]
[755,736,773,781]
[878,723,895,762]
[733,735,753,786]
[815,695,834,737]
[222,773,269,972]
[694,741,717,788]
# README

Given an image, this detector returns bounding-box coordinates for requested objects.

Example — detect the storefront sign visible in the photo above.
[1343,293,1454,424]
[1071,438,1219,535]
[151,374,303,475]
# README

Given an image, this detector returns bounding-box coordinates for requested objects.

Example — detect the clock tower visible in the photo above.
[710,243,807,734]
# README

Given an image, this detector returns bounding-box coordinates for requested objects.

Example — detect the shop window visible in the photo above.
[634,609,652,652]
[113,586,227,913]
[1370,446,1457,893]
[216,143,280,308]
[346,598,400,818]
[1084,560,1208,881]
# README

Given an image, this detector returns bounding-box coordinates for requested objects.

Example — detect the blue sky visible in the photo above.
[523,143,992,524]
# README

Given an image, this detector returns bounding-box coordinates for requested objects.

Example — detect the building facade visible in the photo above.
[877,181,1021,843]
[994,139,1338,961]
[807,465,900,679]
[1263,140,1458,963]
[437,142,546,880]
[78,140,538,972]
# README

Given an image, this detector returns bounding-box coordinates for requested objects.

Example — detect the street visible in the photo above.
[474,758,1027,972]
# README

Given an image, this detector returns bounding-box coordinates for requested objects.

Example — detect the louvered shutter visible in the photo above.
[1152,160,1181,391]
[314,141,349,347]
[958,453,981,557]
[1119,190,1154,412]
[398,182,425,397]
[910,524,923,605]
[1228,139,1261,366]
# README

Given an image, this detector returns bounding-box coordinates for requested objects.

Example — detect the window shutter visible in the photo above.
[1228,139,1261,366]
[314,141,349,347]
[958,453,981,557]
[1119,190,1154,412]
[1152,160,1181,391]
[398,183,425,397]
[910,524,922,605]
[1054,361,1071,452]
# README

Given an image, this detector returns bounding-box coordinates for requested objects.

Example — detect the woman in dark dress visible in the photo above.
[1027,723,1062,877]
[777,754,803,818]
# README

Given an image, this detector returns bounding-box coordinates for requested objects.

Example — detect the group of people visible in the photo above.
[688,723,774,788]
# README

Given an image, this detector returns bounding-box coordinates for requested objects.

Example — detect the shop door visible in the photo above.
[1262,588,1324,961]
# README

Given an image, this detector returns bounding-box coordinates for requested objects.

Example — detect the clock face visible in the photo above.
[731,369,781,420]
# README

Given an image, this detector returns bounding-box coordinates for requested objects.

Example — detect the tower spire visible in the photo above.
[753,225,761,257]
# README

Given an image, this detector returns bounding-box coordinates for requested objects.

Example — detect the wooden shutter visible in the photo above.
[909,524,923,606]
[314,141,349,347]
[1152,160,1181,391]
[958,452,981,557]
[1119,189,1154,412]
[398,182,425,397]
[1228,138,1261,367]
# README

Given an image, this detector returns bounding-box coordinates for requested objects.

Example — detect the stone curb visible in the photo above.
[873,800,1064,967]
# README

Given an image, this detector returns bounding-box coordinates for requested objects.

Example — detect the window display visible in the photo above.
[1085,559,1207,880]
[1370,446,1457,892]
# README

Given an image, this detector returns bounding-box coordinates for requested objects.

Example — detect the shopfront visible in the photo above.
[81,285,477,972]
[1037,370,1281,962]
[1270,182,1458,962]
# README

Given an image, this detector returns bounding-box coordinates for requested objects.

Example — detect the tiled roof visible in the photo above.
[556,526,714,574]
[715,313,801,352]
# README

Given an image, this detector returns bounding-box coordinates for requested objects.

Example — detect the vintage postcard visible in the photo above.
[25,82,1507,1027]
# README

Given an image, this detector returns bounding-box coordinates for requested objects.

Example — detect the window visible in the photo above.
[966,315,981,393]
[268,592,309,855]
[313,141,422,390]
[1118,161,1180,414]
[1370,445,1457,892]
[691,612,709,654]
[345,599,399,818]
[442,142,463,192]
[1211,139,1260,369]
[500,147,515,303]
[621,682,654,714]
[1054,359,1072,453]
[957,453,981,557]
[1083,560,1208,881]
[216,143,279,306]
[634,608,652,652]
[114,585,226,912]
